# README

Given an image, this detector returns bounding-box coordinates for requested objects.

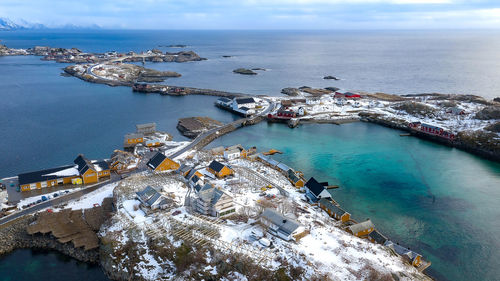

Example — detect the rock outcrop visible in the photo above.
[323,75,340,80]
[177,117,223,138]
[281,88,301,96]
[475,106,500,120]
[233,68,257,75]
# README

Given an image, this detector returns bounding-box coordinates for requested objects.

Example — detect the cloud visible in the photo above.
[0,0,499,29]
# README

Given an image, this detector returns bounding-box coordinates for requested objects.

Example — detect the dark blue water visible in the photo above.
[1,30,500,98]
[1,30,500,281]
[0,249,109,281]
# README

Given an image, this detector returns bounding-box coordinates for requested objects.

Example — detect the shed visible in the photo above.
[305,177,332,202]
[318,198,350,222]
[347,219,375,237]
[260,208,303,241]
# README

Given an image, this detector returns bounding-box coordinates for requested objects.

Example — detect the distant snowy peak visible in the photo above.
[0,17,47,30]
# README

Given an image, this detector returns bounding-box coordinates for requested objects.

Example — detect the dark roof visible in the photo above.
[368,230,388,245]
[191,174,200,183]
[211,188,224,204]
[218,97,231,103]
[240,106,250,111]
[74,154,95,174]
[147,152,167,170]
[136,186,160,207]
[305,177,326,197]
[318,198,347,217]
[18,165,78,185]
[235,97,255,104]
[93,160,109,171]
[208,160,225,173]
[288,170,301,184]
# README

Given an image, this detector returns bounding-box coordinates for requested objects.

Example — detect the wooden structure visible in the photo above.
[318,198,350,222]
[207,160,233,178]
[347,219,375,237]
[146,151,180,172]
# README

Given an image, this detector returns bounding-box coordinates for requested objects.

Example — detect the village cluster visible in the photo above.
[105,139,431,279]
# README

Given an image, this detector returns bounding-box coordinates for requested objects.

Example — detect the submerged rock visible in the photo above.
[233,68,257,75]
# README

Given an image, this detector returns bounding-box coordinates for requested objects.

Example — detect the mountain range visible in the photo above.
[0,17,100,31]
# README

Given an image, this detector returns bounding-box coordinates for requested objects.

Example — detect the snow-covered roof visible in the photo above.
[348,219,375,234]
[261,208,300,236]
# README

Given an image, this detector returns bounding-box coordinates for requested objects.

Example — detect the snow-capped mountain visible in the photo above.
[0,17,47,30]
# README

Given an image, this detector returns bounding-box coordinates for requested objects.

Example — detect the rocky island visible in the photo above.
[233,68,258,75]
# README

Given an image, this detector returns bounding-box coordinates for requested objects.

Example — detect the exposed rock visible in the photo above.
[222,55,232,58]
[475,106,500,120]
[484,121,500,133]
[325,87,340,92]
[251,68,266,71]
[494,97,500,103]
[161,44,187,48]
[366,92,407,102]
[281,87,301,96]
[299,86,332,96]
[392,101,437,117]
[233,68,257,75]
[177,117,223,138]
[323,75,340,80]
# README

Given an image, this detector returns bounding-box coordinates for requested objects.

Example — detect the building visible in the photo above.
[287,169,305,188]
[136,186,170,210]
[176,164,192,178]
[260,208,304,241]
[384,241,422,267]
[232,97,256,110]
[368,230,388,245]
[18,165,81,191]
[298,107,305,116]
[224,148,240,161]
[318,198,350,222]
[124,133,144,148]
[136,123,156,134]
[74,154,110,184]
[145,139,161,147]
[189,174,204,189]
[304,177,332,202]
[194,187,235,217]
[146,152,180,172]
[347,219,375,237]
[194,183,213,193]
[207,160,233,178]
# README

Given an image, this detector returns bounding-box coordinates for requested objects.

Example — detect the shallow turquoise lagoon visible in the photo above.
[208,122,500,281]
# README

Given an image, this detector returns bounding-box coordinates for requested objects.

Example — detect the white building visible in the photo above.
[194,187,236,217]
[232,97,256,110]
[224,148,241,160]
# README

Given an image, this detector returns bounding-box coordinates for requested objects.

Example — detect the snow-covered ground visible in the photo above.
[269,94,499,136]
[63,182,118,210]
[17,188,82,209]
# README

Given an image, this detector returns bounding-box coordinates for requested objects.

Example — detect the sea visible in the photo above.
[0,30,499,281]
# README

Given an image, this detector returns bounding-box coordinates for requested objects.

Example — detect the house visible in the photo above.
[136,186,170,210]
[232,97,256,110]
[146,152,180,172]
[368,230,388,245]
[124,133,144,148]
[226,144,249,158]
[136,123,156,134]
[185,168,204,181]
[260,208,304,241]
[207,160,233,178]
[224,148,240,161]
[287,169,305,188]
[447,107,465,115]
[145,139,161,147]
[276,162,291,173]
[281,100,292,107]
[176,164,192,178]
[18,165,81,191]
[194,183,213,193]
[194,187,235,217]
[74,154,110,184]
[347,219,375,237]
[276,108,297,119]
[384,241,422,267]
[189,174,204,188]
[344,92,361,98]
[298,107,305,116]
[318,198,350,222]
[304,177,332,202]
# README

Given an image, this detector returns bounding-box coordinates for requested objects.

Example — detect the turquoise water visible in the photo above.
[1,30,500,280]
[0,249,109,281]
[208,122,500,281]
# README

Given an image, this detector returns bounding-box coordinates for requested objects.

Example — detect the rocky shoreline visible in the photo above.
[0,215,100,264]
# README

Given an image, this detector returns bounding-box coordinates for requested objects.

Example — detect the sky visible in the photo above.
[1,0,500,29]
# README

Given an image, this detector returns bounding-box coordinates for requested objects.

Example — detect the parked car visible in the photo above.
[53,193,59,198]
[41,196,47,201]
[36,200,42,204]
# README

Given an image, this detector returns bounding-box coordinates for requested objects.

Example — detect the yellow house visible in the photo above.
[207,160,233,178]
[18,165,81,191]
[347,219,375,237]
[318,198,351,222]
[287,170,305,188]
[124,133,144,148]
[147,152,180,172]
[74,155,111,184]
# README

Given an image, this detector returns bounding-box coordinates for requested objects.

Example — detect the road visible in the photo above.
[0,175,120,226]
[0,99,274,226]
[171,99,274,158]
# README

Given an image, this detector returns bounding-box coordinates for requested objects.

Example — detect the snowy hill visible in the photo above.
[0,17,46,30]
